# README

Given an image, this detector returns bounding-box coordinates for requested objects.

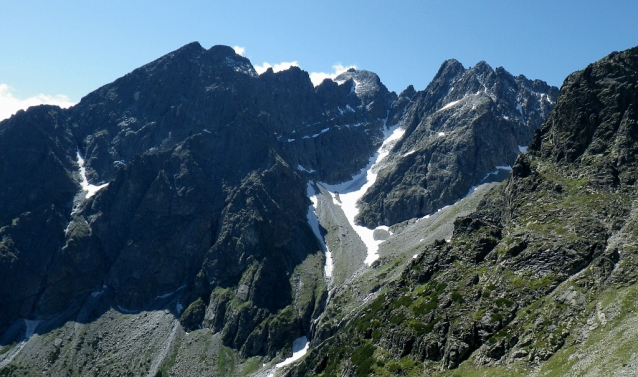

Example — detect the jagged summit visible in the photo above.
[356,57,558,227]
[334,69,391,100]
[0,40,603,376]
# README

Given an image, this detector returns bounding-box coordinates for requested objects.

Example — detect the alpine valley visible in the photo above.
[0,42,636,377]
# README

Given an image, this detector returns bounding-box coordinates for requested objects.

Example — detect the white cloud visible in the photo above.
[309,64,357,86]
[232,45,245,56]
[0,84,75,121]
[253,61,300,75]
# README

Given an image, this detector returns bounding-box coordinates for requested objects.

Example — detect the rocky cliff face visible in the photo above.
[0,43,398,357]
[0,41,562,375]
[289,46,638,376]
[357,59,558,227]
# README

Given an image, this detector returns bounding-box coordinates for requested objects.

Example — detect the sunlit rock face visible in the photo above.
[0,41,556,367]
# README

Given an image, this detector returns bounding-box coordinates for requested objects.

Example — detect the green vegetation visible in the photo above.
[217,345,236,376]
[241,356,262,375]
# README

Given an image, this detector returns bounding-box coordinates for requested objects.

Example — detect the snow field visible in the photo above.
[321,124,405,266]
[76,151,108,199]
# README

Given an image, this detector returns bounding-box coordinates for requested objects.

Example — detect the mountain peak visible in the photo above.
[207,44,239,57]
[334,69,387,100]
[433,59,466,83]
[469,60,494,75]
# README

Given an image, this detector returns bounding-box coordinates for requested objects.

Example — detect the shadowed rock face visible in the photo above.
[0,43,399,356]
[357,59,558,227]
[0,41,557,363]
[288,46,638,376]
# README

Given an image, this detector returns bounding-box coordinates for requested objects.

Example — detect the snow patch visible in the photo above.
[324,247,334,278]
[24,320,40,339]
[176,302,184,315]
[312,128,330,138]
[439,99,462,111]
[376,225,394,236]
[154,285,187,300]
[479,166,511,183]
[516,103,524,117]
[518,145,528,153]
[321,124,405,265]
[437,132,446,137]
[224,57,257,77]
[275,336,310,368]
[297,165,315,174]
[76,151,108,199]
[202,128,211,134]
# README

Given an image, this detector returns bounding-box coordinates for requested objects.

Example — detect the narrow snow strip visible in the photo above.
[480,170,500,182]
[518,145,528,153]
[297,164,315,174]
[76,151,108,199]
[439,99,462,111]
[275,336,310,368]
[496,165,512,170]
[312,128,330,138]
[321,124,405,265]
[403,149,416,157]
[154,285,187,300]
[307,183,332,278]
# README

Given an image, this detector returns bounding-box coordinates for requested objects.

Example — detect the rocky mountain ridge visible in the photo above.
[289,46,638,377]
[357,59,558,227]
[0,42,564,376]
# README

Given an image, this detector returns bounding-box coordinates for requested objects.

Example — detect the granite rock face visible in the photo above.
[0,43,398,357]
[357,59,558,227]
[288,46,638,376]
[0,41,559,367]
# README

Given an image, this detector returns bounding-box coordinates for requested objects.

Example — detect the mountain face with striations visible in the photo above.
[289,47,638,376]
[357,59,558,227]
[0,42,568,376]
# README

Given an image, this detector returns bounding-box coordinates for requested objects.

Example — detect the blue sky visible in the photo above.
[1,0,637,119]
